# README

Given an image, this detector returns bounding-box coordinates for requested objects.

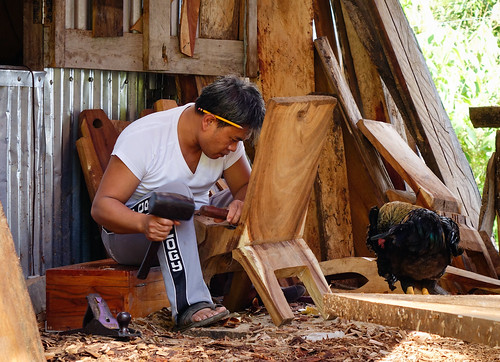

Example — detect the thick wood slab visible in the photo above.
[342,0,481,226]
[324,293,500,347]
[0,202,45,360]
[469,107,500,128]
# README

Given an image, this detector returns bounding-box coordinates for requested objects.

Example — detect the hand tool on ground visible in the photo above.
[60,293,141,339]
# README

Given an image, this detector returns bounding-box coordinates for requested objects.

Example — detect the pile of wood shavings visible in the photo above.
[41,303,500,361]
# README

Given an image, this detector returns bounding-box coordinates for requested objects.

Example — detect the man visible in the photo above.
[91,75,265,331]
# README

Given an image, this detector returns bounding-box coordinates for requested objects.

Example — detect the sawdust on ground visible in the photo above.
[41,302,500,361]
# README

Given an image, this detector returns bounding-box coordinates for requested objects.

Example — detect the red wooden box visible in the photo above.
[46,259,169,331]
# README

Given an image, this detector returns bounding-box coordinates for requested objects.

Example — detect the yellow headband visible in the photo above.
[198,107,243,129]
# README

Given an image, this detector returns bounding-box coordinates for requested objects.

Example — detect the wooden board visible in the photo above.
[358,119,460,212]
[241,97,337,244]
[469,107,500,128]
[46,259,168,331]
[92,0,123,38]
[0,202,45,360]
[257,0,314,100]
[342,0,481,226]
[199,0,240,40]
[324,293,500,347]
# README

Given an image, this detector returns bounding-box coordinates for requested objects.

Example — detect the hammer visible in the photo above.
[135,192,229,279]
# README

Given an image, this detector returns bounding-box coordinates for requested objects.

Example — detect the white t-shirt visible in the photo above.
[112,103,245,208]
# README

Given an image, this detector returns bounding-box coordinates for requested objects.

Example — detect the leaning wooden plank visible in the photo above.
[469,106,500,128]
[199,0,239,40]
[0,202,45,360]
[443,265,500,293]
[479,153,496,236]
[92,0,123,38]
[358,119,460,212]
[179,0,200,56]
[76,137,103,202]
[314,36,392,205]
[342,0,481,226]
[324,293,500,347]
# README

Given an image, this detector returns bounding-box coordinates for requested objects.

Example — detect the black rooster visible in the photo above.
[367,201,462,294]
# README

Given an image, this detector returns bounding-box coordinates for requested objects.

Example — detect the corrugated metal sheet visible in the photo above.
[0,66,175,277]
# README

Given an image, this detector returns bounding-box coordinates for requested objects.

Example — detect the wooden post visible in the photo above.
[0,202,45,360]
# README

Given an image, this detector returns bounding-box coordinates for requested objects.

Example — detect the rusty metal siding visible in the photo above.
[0,67,173,277]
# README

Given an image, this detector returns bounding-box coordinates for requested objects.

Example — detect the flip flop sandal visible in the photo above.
[174,302,229,332]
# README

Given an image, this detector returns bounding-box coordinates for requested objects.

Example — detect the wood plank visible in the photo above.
[0,202,45,360]
[469,106,500,128]
[62,26,243,75]
[241,97,336,244]
[257,0,314,100]
[179,0,200,56]
[358,119,460,212]
[313,111,354,260]
[92,0,123,38]
[23,0,44,70]
[199,0,240,40]
[314,37,392,204]
[324,293,500,347]
[342,0,482,226]
[143,0,171,70]
[245,0,258,77]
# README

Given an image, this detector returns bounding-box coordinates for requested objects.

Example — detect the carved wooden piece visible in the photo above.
[324,293,500,347]
[469,106,500,128]
[0,202,45,360]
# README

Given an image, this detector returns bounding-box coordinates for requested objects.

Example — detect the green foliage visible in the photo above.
[401,0,499,242]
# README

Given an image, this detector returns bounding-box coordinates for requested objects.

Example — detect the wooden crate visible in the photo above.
[46,259,169,331]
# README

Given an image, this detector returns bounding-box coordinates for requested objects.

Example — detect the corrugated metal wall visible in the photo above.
[0,66,176,277]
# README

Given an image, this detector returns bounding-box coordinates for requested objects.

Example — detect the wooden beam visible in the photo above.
[179,0,200,56]
[0,202,45,360]
[245,0,258,77]
[324,293,500,347]
[469,107,500,128]
[92,0,123,38]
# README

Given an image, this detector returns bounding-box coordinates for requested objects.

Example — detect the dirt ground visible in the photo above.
[41,300,500,361]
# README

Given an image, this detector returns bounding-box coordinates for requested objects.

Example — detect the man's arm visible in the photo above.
[91,156,178,241]
[222,155,251,224]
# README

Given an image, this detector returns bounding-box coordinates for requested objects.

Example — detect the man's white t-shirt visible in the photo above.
[112,103,245,209]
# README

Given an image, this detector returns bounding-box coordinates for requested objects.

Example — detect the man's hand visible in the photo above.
[226,199,244,224]
[143,214,180,241]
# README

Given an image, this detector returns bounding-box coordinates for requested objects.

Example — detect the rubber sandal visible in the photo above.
[174,302,229,332]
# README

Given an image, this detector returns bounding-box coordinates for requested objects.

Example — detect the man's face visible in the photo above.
[201,122,251,159]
